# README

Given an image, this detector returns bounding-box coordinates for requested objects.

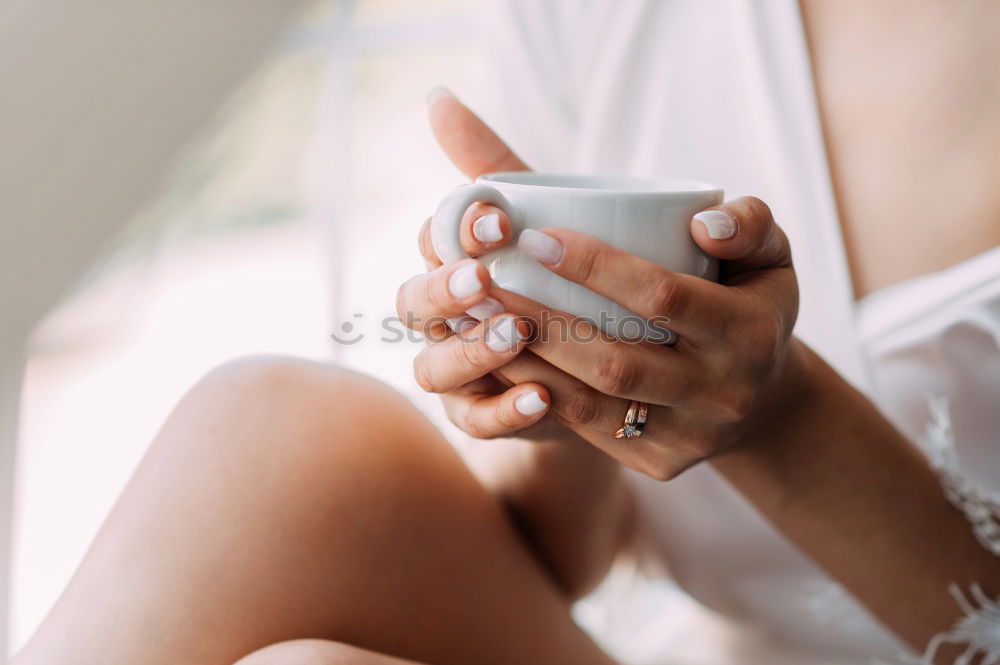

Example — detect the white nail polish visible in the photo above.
[518,229,563,264]
[485,316,523,353]
[515,390,548,415]
[473,213,503,243]
[448,261,482,300]
[425,86,455,107]
[466,296,503,321]
[693,210,737,239]
[447,316,477,333]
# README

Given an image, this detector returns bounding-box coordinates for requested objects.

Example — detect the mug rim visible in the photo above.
[478,171,722,196]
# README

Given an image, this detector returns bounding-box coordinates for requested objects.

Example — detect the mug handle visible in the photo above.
[431,183,521,263]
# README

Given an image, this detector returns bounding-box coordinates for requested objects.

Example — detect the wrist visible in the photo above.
[711,339,843,489]
[740,336,823,447]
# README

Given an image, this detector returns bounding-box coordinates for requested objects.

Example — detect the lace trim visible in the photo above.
[877,584,1000,665]
[922,394,1000,557]
[877,396,1000,664]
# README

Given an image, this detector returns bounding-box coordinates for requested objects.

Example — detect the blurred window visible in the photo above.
[12,0,483,650]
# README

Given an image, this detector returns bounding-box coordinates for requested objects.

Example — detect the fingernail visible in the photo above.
[473,213,503,243]
[693,210,737,239]
[447,316,477,333]
[485,316,523,353]
[518,229,563,264]
[515,390,548,415]
[426,86,455,107]
[448,261,482,300]
[466,296,503,321]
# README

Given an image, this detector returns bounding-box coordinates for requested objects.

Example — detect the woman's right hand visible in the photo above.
[396,88,574,442]
[400,222,564,440]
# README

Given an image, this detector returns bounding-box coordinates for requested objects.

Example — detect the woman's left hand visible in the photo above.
[489,196,809,480]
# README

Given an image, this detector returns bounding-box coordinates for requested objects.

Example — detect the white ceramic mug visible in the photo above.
[431,172,723,340]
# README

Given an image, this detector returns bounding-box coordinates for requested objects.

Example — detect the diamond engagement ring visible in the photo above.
[613,400,648,439]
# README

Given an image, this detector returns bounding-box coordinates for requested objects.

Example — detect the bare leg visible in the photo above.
[235,639,421,665]
[12,357,615,665]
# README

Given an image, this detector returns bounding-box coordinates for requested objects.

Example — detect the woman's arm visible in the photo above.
[712,340,1000,654]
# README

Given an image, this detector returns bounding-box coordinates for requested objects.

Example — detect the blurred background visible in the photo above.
[4,0,484,653]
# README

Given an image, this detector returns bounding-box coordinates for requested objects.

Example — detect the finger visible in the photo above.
[413,314,531,394]
[418,217,443,270]
[690,196,792,273]
[427,87,529,179]
[418,202,513,267]
[396,259,501,333]
[446,315,478,334]
[516,228,734,342]
[491,287,703,405]
[442,381,551,440]
[493,352,700,480]
[691,197,798,325]
[461,202,512,252]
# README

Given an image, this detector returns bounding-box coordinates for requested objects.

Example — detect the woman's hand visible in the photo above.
[491,197,807,480]
[396,88,581,443]
[399,226,572,441]
[400,89,807,481]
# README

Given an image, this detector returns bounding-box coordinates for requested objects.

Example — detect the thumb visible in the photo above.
[690,196,792,273]
[427,87,529,180]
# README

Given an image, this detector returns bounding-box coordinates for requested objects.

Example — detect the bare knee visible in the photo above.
[234,639,340,665]
[166,354,438,463]
[195,355,395,421]
[235,639,416,665]
[153,354,464,520]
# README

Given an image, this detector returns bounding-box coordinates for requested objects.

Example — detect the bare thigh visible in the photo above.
[11,357,615,665]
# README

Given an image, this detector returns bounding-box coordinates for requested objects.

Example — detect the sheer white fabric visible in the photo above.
[480,1,1000,663]
[862,248,1000,664]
